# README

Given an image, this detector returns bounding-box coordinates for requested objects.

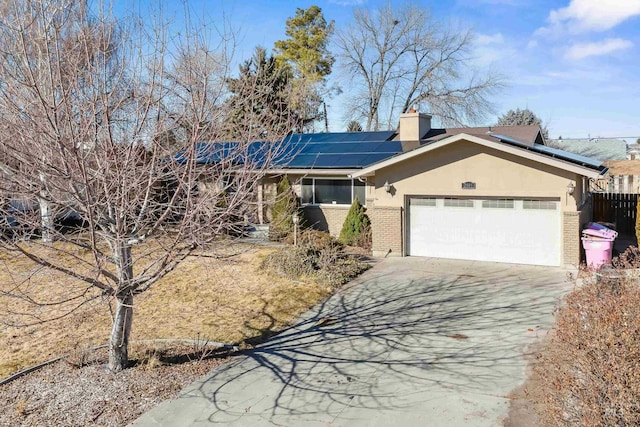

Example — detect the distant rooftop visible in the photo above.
[424,125,544,147]
[603,160,640,176]
[547,138,627,162]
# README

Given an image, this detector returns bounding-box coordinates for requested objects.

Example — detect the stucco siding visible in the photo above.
[366,140,587,265]
[372,141,582,212]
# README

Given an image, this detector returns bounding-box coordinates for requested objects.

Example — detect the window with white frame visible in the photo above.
[301,178,366,205]
[443,197,474,208]
[481,199,515,209]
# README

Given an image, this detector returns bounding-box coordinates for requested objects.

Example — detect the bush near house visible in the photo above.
[536,268,640,426]
[269,176,299,241]
[338,199,370,247]
[262,229,369,288]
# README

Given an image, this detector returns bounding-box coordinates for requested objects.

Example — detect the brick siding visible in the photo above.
[302,205,350,237]
[370,205,403,257]
[563,211,580,266]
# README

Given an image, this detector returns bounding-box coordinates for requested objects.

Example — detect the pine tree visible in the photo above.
[496,108,549,139]
[269,176,299,241]
[339,199,370,246]
[274,6,334,131]
[274,6,334,83]
[347,120,362,132]
[224,47,298,138]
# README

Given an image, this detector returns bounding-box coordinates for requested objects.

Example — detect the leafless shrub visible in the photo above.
[190,333,217,362]
[64,345,93,369]
[262,230,369,288]
[613,246,640,269]
[315,246,341,271]
[261,246,316,280]
[353,224,372,250]
[536,273,640,426]
[295,229,344,252]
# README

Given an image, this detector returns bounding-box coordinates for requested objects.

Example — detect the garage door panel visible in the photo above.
[408,198,560,266]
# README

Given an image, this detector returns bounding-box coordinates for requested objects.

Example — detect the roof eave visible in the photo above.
[351,133,606,180]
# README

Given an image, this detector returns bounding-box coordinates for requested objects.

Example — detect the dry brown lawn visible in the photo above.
[0,241,331,379]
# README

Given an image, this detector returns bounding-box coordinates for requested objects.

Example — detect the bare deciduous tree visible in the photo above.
[0,0,291,372]
[336,2,503,131]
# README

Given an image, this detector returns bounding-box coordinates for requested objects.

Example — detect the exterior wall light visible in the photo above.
[383,180,391,193]
[567,182,575,195]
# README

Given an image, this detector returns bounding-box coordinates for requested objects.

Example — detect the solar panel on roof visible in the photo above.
[313,141,397,154]
[284,130,395,144]
[192,129,403,169]
[489,133,530,148]
[533,144,603,168]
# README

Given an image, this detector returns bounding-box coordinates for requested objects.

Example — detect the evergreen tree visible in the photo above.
[496,108,549,139]
[269,176,299,241]
[347,120,363,132]
[224,47,299,139]
[274,6,335,131]
[339,199,370,246]
[274,6,334,83]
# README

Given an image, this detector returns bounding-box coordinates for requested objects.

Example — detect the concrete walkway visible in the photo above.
[133,257,573,426]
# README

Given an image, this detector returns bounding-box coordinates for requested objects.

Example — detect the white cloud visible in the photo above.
[472,33,515,67]
[540,0,640,35]
[475,33,505,45]
[565,38,633,59]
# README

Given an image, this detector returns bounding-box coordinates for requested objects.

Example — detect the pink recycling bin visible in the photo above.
[582,237,614,269]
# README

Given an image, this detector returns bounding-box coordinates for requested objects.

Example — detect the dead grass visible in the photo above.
[0,241,331,378]
[534,273,640,426]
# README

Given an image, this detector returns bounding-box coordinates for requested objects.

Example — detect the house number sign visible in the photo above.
[461,181,476,189]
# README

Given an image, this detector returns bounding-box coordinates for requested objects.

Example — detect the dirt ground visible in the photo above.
[503,339,547,426]
[0,345,231,427]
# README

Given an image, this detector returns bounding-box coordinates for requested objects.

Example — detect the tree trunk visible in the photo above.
[38,196,52,243]
[108,242,134,372]
[39,172,52,243]
[108,292,133,371]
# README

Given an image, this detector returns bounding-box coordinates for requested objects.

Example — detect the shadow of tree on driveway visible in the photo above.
[164,262,571,424]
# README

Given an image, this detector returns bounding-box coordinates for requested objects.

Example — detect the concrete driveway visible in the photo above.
[133,257,573,426]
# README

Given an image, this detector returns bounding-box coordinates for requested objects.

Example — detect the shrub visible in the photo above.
[536,273,640,426]
[353,224,372,250]
[338,199,370,246]
[261,230,369,288]
[269,176,299,241]
[261,246,315,280]
[613,245,640,269]
[296,229,343,252]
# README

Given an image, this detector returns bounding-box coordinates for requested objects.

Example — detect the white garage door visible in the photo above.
[408,197,561,266]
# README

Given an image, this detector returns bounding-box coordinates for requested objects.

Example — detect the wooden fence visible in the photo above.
[592,193,639,235]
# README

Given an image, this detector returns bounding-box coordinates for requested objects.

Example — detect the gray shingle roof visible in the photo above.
[424,125,542,147]
[547,139,627,162]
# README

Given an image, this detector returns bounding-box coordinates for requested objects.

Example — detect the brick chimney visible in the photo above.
[399,111,431,150]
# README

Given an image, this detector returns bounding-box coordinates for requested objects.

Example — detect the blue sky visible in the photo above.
[128,0,640,140]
